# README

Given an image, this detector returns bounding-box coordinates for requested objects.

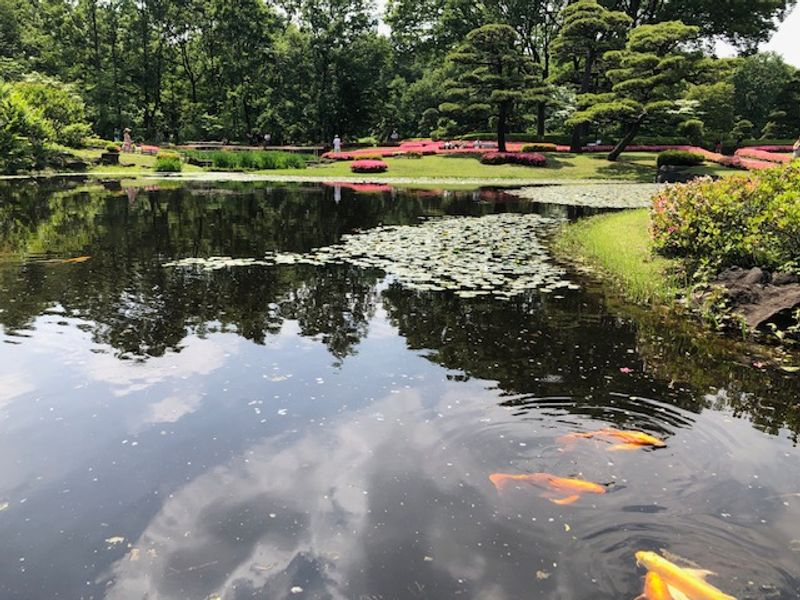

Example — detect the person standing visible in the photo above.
[793,135,800,160]
[122,128,133,152]
[333,134,342,154]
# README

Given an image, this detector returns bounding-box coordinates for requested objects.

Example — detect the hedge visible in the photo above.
[479,152,547,167]
[351,159,388,173]
[656,150,705,167]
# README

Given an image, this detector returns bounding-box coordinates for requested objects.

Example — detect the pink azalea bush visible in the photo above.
[350,159,388,173]
[651,163,800,271]
[479,152,547,167]
[139,144,160,155]
[322,151,357,161]
[735,147,792,164]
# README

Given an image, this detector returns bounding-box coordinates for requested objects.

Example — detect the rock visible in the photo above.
[772,272,799,286]
[714,266,800,330]
[656,165,720,183]
[740,267,766,285]
[738,284,800,330]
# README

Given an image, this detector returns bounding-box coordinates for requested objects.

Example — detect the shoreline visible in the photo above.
[0,170,639,188]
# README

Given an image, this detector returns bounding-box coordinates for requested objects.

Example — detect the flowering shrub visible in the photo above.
[321,152,356,161]
[480,152,547,167]
[735,147,792,164]
[105,143,121,153]
[656,150,705,167]
[651,164,800,272]
[351,159,388,173]
[139,144,160,155]
[522,143,557,152]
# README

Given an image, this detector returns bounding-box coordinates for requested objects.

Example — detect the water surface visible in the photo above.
[0,179,798,599]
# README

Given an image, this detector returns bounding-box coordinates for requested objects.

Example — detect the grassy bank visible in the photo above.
[555,209,683,304]
[68,150,731,182]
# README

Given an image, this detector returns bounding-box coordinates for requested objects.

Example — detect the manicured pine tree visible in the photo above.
[551,0,631,152]
[442,24,547,152]
[568,20,702,161]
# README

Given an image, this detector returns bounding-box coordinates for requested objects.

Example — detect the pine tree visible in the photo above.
[443,24,546,152]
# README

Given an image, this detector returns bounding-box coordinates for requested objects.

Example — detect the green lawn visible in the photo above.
[70,149,734,183]
[555,209,683,305]
[265,152,668,181]
[74,149,204,174]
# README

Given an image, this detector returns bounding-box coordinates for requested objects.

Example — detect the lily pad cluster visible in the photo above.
[510,183,666,209]
[164,213,577,298]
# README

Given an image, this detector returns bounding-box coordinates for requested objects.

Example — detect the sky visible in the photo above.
[716,4,800,66]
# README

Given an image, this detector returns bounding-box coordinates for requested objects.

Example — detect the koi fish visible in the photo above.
[636,572,675,600]
[635,551,736,600]
[489,472,605,504]
[558,428,666,451]
[63,256,91,263]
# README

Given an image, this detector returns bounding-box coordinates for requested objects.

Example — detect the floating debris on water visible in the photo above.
[105,536,126,546]
[163,214,576,298]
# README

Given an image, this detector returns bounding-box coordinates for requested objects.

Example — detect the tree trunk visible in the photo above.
[607,119,642,161]
[570,124,585,153]
[497,102,509,152]
[536,102,546,137]
[570,51,596,152]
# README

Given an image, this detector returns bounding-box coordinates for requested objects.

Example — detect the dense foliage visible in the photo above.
[651,164,800,273]
[0,0,797,169]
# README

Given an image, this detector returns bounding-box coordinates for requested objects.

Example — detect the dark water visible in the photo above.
[0,179,798,600]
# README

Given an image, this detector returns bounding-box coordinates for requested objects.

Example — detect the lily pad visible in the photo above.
[163,213,575,297]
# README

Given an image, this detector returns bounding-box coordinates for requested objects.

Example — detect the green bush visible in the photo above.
[651,163,800,273]
[105,143,121,153]
[678,119,705,145]
[521,143,557,152]
[0,83,50,173]
[182,150,308,170]
[154,151,182,172]
[10,75,92,143]
[61,123,92,148]
[656,150,705,167]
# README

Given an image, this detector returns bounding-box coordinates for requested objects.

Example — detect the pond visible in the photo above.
[0,179,798,599]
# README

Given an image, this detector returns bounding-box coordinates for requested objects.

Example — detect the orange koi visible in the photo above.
[63,256,92,263]
[489,472,606,505]
[635,551,736,600]
[558,428,666,450]
[636,572,674,600]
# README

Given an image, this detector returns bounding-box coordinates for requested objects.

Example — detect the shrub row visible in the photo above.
[183,150,308,170]
[735,147,792,164]
[521,143,558,152]
[651,164,800,273]
[479,152,547,167]
[656,150,705,167]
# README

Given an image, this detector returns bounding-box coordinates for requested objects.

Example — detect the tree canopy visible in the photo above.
[0,0,798,165]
